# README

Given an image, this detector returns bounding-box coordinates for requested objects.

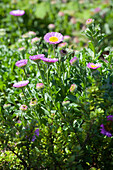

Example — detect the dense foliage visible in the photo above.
[0,0,113,169]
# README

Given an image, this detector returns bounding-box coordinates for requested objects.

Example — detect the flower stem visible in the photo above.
[37,62,44,83]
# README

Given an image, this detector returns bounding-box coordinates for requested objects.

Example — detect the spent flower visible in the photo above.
[36,83,44,90]
[20,105,27,111]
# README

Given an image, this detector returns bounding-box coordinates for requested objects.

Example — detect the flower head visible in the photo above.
[32,128,39,142]
[3,104,11,109]
[70,57,78,65]
[18,47,25,51]
[30,98,37,107]
[41,57,58,63]
[36,83,44,90]
[58,42,67,48]
[107,115,113,121]
[29,54,45,61]
[64,35,71,40]
[44,32,63,44]
[100,115,113,137]
[15,59,28,68]
[87,63,101,69]
[13,80,29,88]
[20,105,27,111]
[58,11,64,17]
[48,24,55,30]
[70,84,77,92]
[10,10,25,16]
[62,100,70,106]
[86,18,94,25]
[31,37,40,44]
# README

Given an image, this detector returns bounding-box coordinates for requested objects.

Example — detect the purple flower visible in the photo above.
[13,80,29,88]
[41,58,58,63]
[20,105,27,111]
[10,10,25,16]
[100,115,113,137]
[87,63,101,69]
[100,124,112,137]
[36,83,44,90]
[32,128,39,142]
[70,57,78,65]
[44,32,63,44]
[107,115,113,121]
[29,54,45,61]
[15,59,28,67]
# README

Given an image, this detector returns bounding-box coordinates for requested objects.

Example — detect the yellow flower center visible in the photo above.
[91,64,97,68]
[49,36,58,42]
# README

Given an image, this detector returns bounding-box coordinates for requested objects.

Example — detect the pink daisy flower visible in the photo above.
[44,32,63,44]
[10,10,25,16]
[41,58,58,63]
[15,59,28,67]
[87,63,101,69]
[29,54,45,61]
[13,80,29,88]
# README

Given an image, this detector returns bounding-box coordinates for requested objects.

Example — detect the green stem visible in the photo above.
[37,62,44,83]
[53,44,56,57]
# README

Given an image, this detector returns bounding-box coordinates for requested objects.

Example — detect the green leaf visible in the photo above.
[35,2,50,19]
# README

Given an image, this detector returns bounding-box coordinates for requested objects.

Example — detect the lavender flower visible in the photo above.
[15,59,28,67]
[107,115,113,121]
[13,80,29,88]
[41,58,58,63]
[100,115,113,137]
[44,32,63,44]
[10,10,25,16]
[29,54,45,61]
[87,63,101,69]
[32,128,39,142]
